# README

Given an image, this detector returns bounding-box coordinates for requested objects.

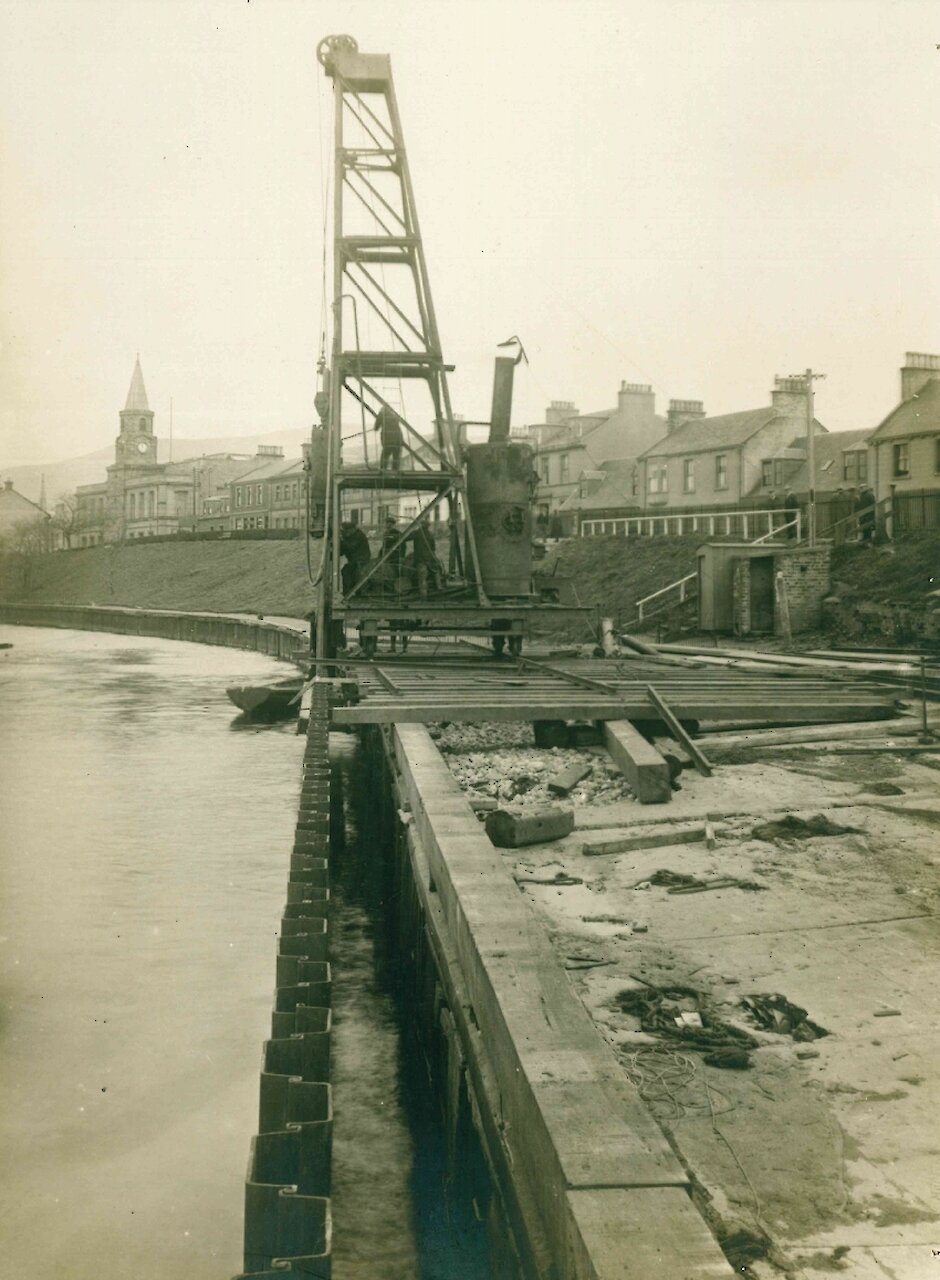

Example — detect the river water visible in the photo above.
[0,625,433,1278]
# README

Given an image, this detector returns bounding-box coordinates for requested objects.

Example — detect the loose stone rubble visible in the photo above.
[435,722,634,808]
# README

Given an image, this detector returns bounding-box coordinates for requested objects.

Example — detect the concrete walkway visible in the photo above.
[447,744,940,1278]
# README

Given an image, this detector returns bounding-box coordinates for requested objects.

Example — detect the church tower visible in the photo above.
[115,355,157,465]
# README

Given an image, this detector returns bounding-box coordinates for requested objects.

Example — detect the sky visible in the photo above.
[1,0,938,467]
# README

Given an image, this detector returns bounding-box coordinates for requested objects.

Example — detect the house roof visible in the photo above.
[641,407,779,458]
[751,428,872,496]
[869,375,940,441]
[558,457,639,512]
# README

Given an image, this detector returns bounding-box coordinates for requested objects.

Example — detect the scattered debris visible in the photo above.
[867,782,905,796]
[796,1049,821,1060]
[716,1226,774,1273]
[873,1008,902,1018]
[704,1047,753,1070]
[750,813,861,842]
[514,870,583,886]
[627,869,767,895]
[615,983,757,1057]
[564,955,615,970]
[740,993,829,1042]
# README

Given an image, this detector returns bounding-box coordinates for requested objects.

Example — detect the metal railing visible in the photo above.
[636,572,697,623]
[581,506,800,541]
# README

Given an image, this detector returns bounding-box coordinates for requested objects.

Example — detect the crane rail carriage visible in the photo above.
[311,34,589,659]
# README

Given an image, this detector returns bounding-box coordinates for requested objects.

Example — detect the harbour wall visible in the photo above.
[0,602,306,665]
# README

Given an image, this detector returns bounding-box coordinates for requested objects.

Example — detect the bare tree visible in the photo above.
[52,492,82,549]
[6,515,53,590]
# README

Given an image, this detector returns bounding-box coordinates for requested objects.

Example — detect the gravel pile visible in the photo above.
[433,722,534,752]
[442,744,634,808]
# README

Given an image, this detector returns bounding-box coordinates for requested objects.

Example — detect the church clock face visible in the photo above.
[136,441,149,454]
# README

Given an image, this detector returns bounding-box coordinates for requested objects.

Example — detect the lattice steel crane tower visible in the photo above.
[312,35,581,659]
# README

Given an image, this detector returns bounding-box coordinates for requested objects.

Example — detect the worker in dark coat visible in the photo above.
[782,490,799,539]
[374,405,403,470]
[857,485,876,541]
[339,521,371,594]
[381,515,407,575]
[411,521,443,598]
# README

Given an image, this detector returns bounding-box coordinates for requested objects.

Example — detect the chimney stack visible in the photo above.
[900,352,940,401]
[617,381,654,414]
[666,399,705,434]
[545,400,576,426]
[771,375,808,416]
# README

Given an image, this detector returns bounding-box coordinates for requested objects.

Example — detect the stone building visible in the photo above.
[520,383,667,521]
[0,478,51,544]
[636,376,826,511]
[868,353,940,503]
[74,358,263,544]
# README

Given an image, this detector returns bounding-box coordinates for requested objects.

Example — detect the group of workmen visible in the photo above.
[773,485,876,541]
[339,514,444,598]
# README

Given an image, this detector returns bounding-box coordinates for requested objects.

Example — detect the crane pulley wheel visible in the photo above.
[316,34,359,71]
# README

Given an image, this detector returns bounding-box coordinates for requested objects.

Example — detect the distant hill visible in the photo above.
[0,427,311,507]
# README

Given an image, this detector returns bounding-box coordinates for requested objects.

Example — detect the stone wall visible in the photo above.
[776,546,831,633]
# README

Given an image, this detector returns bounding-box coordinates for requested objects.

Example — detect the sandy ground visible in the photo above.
[443,728,940,1279]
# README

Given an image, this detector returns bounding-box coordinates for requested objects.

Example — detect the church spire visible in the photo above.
[124,354,150,413]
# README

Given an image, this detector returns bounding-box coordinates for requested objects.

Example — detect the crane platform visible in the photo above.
[309,651,903,727]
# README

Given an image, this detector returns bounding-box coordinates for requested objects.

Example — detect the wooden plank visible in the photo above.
[582,823,707,856]
[602,721,671,805]
[332,699,898,726]
[546,762,593,796]
[646,685,713,776]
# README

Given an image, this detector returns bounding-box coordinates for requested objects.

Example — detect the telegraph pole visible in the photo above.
[793,369,825,546]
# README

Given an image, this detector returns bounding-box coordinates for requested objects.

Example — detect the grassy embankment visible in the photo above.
[3,539,322,618]
[5,532,935,632]
[4,534,700,632]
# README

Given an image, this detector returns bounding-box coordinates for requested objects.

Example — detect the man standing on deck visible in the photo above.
[411,521,443,599]
[374,405,403,471]
[339,521,371,595]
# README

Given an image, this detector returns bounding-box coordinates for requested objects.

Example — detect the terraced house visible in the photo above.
[636,375,826,510]
[868,353,940,504]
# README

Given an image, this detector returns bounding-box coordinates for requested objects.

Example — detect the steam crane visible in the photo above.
[311,35,586,660]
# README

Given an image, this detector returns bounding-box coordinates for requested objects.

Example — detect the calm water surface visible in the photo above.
[0,626,422,1278]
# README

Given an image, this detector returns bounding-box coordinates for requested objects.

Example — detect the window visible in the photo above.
[682,458,696,493]
[893,442,910,477]
[274,485,281,501]
[935,437,940,474]
[292,482,299,500]
[842,451,868,484]
[540,461,549,485]
[236,488,243,507]
[559,454,570,483]
[256,485,263,505]
[630,468,638,497]
[147,491,154,516]
[647,463,668,494]
[715,454,728,489]
[761,460,773,488]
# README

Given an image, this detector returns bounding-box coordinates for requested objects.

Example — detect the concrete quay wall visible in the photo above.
[388,722,735,1280]
[0,602,306,665]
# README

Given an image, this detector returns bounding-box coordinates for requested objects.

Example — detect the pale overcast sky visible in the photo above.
[1,0,938,465]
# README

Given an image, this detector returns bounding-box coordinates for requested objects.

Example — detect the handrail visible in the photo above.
[637,572,696,621]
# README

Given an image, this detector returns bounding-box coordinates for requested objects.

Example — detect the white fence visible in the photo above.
[582,507,801,542]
